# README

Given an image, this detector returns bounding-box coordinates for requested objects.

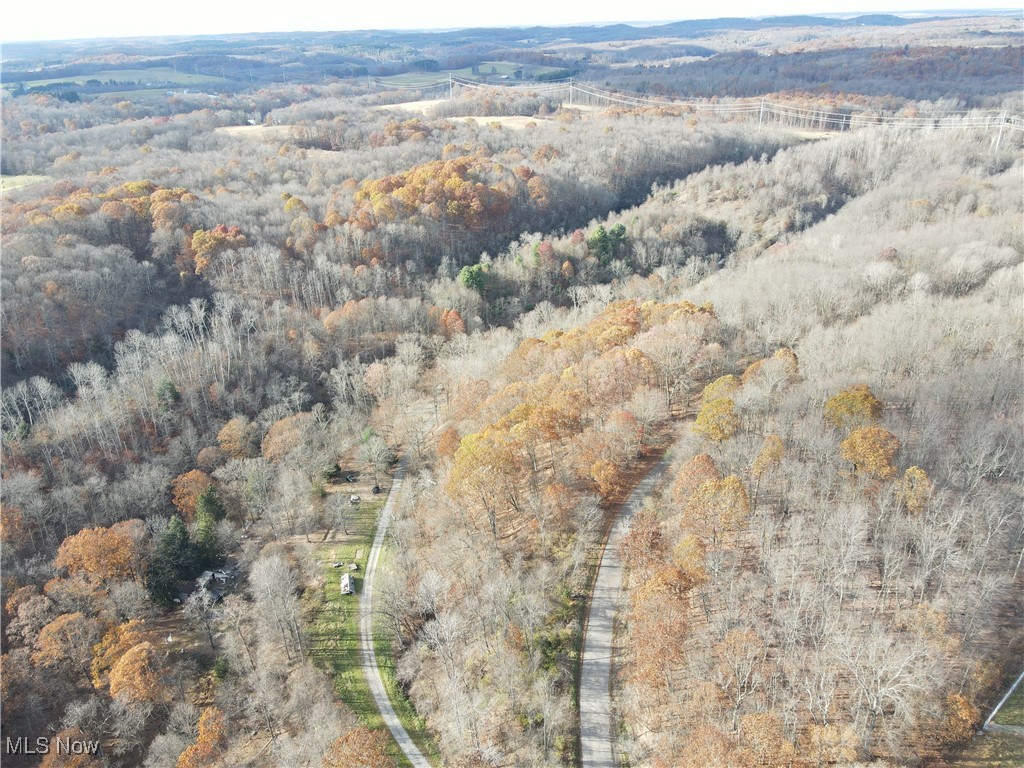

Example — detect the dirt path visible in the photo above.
[359,458,432,767]
[579,450,676,768]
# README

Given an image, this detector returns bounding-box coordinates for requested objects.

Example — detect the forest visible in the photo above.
[1,10,1022,768]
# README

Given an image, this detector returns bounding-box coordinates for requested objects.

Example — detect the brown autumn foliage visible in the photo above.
[108,641,164,702]
[671,453,722,506]
[840,425,901,480]
[683,475,750,545]
[32,612,102,676]
[171,469,215,520]
[1,38,1020,768]
[321,725,395,768]
[262,412,313,462]
[176,706,228,768]
[350,156,517,234]
[53,519,147,583]
[39,728,101,768]
[91,619,147,689]
[824,383,884,433]
[217,416,258,459]
[436,426,461,459]
[693,396,739,442]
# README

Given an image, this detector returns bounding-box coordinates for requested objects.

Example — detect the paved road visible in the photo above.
[360,459,432,768]
[580,454,674,768]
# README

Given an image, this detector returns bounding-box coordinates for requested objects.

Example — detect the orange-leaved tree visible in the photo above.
[91,619,147,689]
[621,505,666,581]
[191,225,246,275]
[900,466,933,515]
[109,641,164,703]
[217,416,258,459]
[32,612,102,682]
[436,426,461,459]
[693,397,739,443]
[840,426,900,480]
[671,453,721,507]
[684,475,750,545]
[53,519,147,583]
[177,706,227,768]
[824,383,883,433]
[171,470,215,521]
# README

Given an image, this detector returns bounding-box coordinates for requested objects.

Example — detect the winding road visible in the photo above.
[580,452,675,768]
[361,448,673,768]
[359,458,432,768]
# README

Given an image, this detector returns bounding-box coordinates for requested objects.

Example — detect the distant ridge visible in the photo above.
[4,12,1013,51]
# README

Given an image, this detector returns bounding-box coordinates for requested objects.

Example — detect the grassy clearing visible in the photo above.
[306,481,440,768]
[1,175,48,195]
[450,61,565,79]
[994,683,1024,727]
[22,66,228,87]
[307,497,414,767]
[948,729,1024,766]
[378,61,564,87]
[93,89,191,101]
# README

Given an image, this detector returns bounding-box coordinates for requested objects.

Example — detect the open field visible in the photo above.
[0,175,48,195]
[448,115,552,129]
[377,99,448,114]
[18,66,229,88]
[306,466,436,768]
[378,98,600,122]
[215,125,293,140]
[376,60,565,87]
[307,501,416,766]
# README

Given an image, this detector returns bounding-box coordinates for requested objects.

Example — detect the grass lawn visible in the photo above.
[993,683,1024,727]
[945,682,1024,766]
[307,498,387,722]
[947,730,1024,767]
[306,490,439,767]
[22,66,228,87]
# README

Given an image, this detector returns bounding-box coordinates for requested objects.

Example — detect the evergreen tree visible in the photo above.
[193,506,221,568]
[147,516,199,606]
[195,485,226,522]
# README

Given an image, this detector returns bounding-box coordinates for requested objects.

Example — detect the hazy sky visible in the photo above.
[3,1,1012,42]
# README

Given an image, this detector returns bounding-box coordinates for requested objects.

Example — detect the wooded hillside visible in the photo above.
[2,15,1022,768]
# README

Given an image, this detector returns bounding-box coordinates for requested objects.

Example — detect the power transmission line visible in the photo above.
[366,73,1021,134]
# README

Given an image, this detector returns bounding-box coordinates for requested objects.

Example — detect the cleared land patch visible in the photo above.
[0,175,48,195]
[19,66,227,88]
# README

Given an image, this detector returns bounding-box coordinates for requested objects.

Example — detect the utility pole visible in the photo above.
[568,77,573,108]
[758,97,765,129]
[995,110,1007,152]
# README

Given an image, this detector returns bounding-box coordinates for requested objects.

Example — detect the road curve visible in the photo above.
[360,459,432,768]
[580,454,674,768]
